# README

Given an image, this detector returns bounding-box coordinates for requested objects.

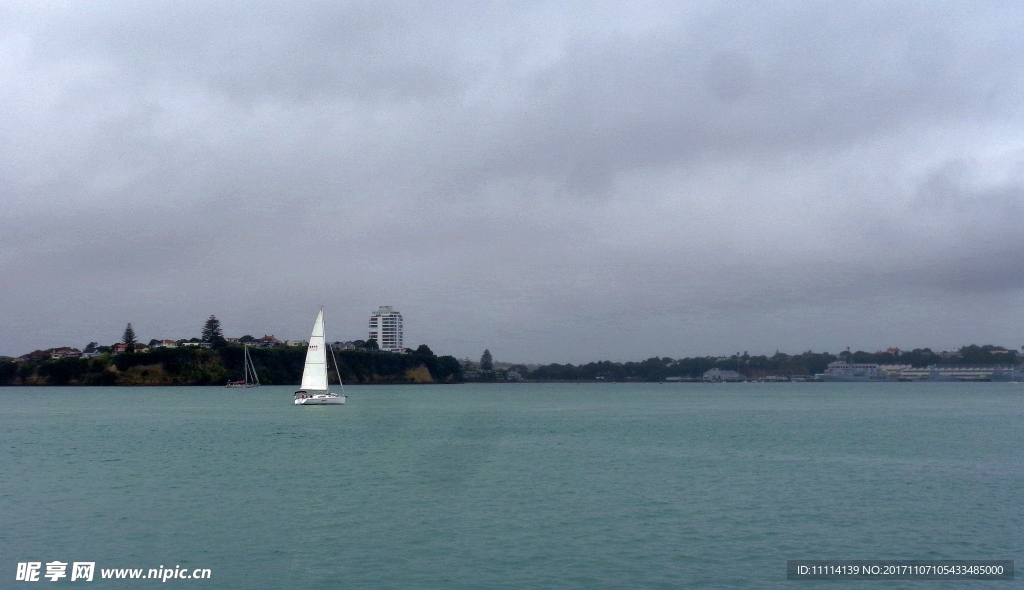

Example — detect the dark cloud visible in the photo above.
[3,1,1024,361]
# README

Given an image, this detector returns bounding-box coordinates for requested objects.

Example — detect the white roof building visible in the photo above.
[703,368,742,382]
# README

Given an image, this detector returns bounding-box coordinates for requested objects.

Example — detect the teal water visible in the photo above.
[1,383,1021,588]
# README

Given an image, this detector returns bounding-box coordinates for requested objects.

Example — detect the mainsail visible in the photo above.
[299,308,329,391]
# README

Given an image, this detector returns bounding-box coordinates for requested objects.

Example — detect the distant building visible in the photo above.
[111,343,129,355]
[703,368,742,382]
[50,347,82,359]
[257,335,280,347]
[368,306,404,353]
[285,340,308,347]
[151,339,178,349]
[180,341,211,349]
[331,341,357,350]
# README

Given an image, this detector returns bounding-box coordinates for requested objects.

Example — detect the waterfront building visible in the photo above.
[819,361,1016,382]
[368,306,404,353]
[818,361,884,381]
[893,365,1015,382]
[703,368,742,382]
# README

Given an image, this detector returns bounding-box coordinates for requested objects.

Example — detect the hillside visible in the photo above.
[0,346,462,386]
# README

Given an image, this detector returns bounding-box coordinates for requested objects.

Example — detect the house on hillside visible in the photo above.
[257,335,280,347]
[50,347,82,359]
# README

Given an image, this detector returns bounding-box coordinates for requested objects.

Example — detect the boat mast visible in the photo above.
[324,307,345,396]
[244,344,251,386]
[329,343,345,395]
[241,344,260,387]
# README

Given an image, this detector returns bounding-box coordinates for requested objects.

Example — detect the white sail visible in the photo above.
[299,308,329,391]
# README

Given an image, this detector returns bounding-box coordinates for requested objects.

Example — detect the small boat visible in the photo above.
[226,344,260,388]
[294,308,346,405]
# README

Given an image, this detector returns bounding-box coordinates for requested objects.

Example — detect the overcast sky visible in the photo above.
[2,1,1024,362]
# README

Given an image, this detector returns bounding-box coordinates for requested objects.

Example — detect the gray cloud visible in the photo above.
[3,1,1024,361]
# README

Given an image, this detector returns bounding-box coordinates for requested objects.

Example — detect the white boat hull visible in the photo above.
[294,392,346,405]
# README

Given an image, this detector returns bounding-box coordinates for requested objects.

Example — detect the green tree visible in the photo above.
[19,362,37,382]
[0,360,16,385]
[415,344,434,356]
[363,338,379,351]
[84,342,98,353]
[201,315,226,347]
[123,323,136,353]
[239,335,255,343]
[480,349,494,371]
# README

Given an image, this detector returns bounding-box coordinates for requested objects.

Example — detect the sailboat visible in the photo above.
[226,344,260,388]
[294,308,347,405]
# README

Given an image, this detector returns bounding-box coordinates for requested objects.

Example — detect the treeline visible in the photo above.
[4,344,1018,386]
[525,345,1021,382]
[0,346,462,386]
[527,353,834,381]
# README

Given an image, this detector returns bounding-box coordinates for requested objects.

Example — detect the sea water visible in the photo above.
[1,383,1021,588]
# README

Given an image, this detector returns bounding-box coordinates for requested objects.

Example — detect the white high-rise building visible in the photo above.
[368,306,404,352]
